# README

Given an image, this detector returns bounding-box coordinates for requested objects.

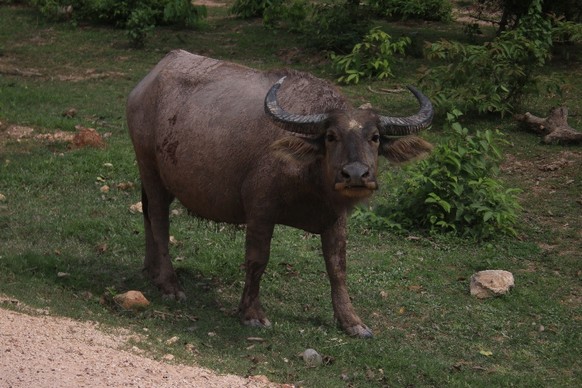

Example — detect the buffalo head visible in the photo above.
[265,77,434,199]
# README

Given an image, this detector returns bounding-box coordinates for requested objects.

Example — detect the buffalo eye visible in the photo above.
[326,132,337,142]
[370,134,380,143]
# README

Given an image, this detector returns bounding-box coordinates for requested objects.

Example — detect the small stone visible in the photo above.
[100,185,110,193]
[57,272,70,278]
[0,193,6,202]
[113,290,150,310]
[129,201,143,214]
[301,348,322,367]
[162,354,175,361]
[165,336,179,345]
[246,337,265,342]
[470,270,514,299]
[116,182,134,190]
[62,108,77,118]
[248,375,270,384]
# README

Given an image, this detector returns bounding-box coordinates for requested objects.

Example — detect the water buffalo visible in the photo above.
[127,50,433,337]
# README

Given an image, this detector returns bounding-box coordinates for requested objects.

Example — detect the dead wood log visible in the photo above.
[515,107,582,145]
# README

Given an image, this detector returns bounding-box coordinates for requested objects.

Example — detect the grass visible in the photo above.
[1,2,581,387]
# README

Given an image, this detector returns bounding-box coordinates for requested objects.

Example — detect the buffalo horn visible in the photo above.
[379,86,434,136]
[264,77,329,136]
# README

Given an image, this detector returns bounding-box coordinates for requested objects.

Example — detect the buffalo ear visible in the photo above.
[380,136,433,164]
[271,135,323,164]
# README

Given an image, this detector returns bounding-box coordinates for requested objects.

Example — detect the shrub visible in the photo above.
[229,0,278,19]
[353,110,521,240]
[301,0,371,52]
[330,27,410,84]
[420,0,554,115]
[125,7,156,48]
[29,0,207,46]
[263,0,309,33]
[368,0,452,22]
[163,0,207,28]
[261,0,371,52]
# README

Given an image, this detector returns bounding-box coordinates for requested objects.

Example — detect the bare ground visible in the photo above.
[0,297,276,388]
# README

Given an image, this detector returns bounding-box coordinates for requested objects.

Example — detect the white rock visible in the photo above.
[301,348,322,367]
[470,270,514,299]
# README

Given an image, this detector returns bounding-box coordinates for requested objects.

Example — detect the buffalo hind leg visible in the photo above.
[141,179,184,300]
[239,221,274,328]
[321,216,373,338]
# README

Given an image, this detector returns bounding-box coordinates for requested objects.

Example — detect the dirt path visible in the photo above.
[0,303,274,388]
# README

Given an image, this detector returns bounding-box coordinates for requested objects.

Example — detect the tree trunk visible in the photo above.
[514,107,582,145]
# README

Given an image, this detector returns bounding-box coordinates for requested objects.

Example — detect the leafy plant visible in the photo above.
[331,27,410,84]
[354,110,521,240]
[125,7,156,48]
[420,0,554,115]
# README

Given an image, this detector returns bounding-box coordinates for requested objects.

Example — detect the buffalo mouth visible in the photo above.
[334,181,378,197]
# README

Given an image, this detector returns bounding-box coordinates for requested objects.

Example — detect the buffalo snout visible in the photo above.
[335,162,377,194]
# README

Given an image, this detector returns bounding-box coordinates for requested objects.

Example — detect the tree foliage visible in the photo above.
[420,0,556,115]
[233,0,452,51]
[475,0,582,34]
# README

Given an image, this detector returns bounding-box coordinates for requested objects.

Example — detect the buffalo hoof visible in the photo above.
[345,324,373,338]
[243,318,272,329]
[162,290,187,302]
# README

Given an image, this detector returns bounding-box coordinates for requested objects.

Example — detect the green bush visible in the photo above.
[420,0,554,115]
[552,17,582,44]
[330,27,410,84]
[163,0,207,28]
[230,0,283,19]
[368,0,452,22]
[353,110,521,240]
[301,0,371,52]
[263,0,309,33]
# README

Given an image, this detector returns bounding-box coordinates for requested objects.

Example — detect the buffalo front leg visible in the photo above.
[141,178,184,300]
[321,216,373,338]
[239,222,274,328]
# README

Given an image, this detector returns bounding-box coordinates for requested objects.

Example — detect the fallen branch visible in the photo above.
[367,86,406,94]
[514,106,582,145]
